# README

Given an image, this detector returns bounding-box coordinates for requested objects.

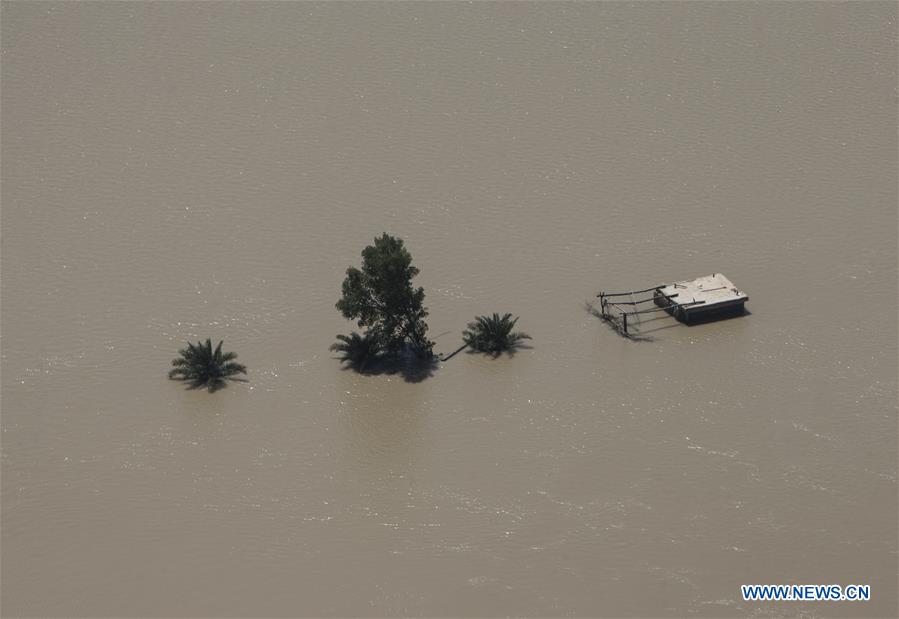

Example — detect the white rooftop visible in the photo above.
[657,273,748,308]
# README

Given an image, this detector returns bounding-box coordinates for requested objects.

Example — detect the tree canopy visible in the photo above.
[336,233,433,358]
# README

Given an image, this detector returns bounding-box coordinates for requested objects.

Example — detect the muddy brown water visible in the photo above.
[2,2,896,617]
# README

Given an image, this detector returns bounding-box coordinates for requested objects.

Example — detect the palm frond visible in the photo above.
[331,331,381,370]
[462,313,531,354]
[169,339,247,391]
[221,362,247,376]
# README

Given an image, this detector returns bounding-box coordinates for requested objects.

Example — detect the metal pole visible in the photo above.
[597,285,666,297]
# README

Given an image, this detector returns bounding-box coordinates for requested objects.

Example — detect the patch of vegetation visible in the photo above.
[329,331,382,372]
[462,313,531,355]
[336,233,433,360]
[168,339,246,392]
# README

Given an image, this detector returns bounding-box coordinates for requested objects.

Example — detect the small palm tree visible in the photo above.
[330,331,381,371]
[169,338,247,392]
[462,313,531,355]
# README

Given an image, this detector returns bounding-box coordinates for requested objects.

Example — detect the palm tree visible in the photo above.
[330,331,382,371]
[462,313,531,355]
[169,339,247,392]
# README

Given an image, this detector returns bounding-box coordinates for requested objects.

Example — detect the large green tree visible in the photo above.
[336,233,433,358]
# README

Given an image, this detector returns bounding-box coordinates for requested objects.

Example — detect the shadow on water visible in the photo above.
[628,324,678,337]
[584,299,749,340]
[583,300,659,343]
[462,341,534,359]
[178,376,249,393]
[335,353,439,383]
[632,313,671,325]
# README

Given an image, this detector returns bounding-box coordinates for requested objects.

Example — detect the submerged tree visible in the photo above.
[336,233,433,359]
[168,338,247,392]
[462,313,531,355]
[330,331,381,372]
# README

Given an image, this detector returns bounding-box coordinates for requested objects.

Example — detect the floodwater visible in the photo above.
[2,2,896,617]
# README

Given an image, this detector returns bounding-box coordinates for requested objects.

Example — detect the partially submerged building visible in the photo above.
[598,273,749,336]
